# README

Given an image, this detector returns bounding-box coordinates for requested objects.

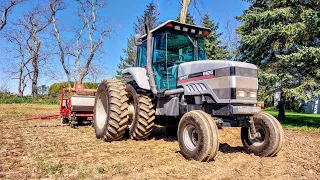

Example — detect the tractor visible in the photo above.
[93,20,284,162]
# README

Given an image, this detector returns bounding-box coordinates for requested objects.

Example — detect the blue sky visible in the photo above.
[0,0,249,94]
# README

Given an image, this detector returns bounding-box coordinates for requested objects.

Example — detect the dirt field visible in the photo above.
[0,104,319,179]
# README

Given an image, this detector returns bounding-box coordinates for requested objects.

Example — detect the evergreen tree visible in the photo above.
[115,36,136,82]
[237,0,320,119]
[201,13,228,60]
[116,2,160,81]
[176,11,195,25]
[134,2,160,34]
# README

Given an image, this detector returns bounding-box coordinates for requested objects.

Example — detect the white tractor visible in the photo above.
[93,20,284,161]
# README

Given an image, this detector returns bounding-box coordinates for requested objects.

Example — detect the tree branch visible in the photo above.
[0,0,18,31]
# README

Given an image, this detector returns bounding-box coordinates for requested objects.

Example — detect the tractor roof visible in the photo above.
[141,20,211,39]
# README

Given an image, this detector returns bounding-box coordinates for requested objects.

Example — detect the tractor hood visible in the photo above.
[177,60,257,78]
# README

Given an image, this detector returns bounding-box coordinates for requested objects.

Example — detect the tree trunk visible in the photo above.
[278,92,286,120]
[31,59,39,96]
[179,0,191,23]
[18,68,23,96]
[31,40,40,96]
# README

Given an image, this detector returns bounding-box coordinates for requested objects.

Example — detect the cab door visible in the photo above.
[153,32,178,90]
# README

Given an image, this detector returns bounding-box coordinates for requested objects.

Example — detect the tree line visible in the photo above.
[0,0,111,96]
[116,0,320,118]
[1,0,319,118]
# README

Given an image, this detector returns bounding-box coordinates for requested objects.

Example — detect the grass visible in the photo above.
[262,109,320,132]
[97,167,105,174]
[0,94,59,104]
[43,164,63,176]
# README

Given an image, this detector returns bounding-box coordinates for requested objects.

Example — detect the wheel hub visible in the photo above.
[95,92,108,129]
[128,104,135,120]
[249,125,266,145]
[191,129,198,145]
[183,124,199,151]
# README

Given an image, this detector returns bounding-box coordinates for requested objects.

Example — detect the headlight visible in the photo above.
[249,92,257,98]
[237,91,245,97]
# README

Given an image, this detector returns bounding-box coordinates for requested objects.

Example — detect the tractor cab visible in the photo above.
[134,20,211,90]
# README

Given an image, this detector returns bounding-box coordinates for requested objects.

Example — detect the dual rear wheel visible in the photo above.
[93,79,155,141]
[94,79,129,141]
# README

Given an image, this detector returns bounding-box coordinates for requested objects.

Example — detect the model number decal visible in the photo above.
[203,70,214,76]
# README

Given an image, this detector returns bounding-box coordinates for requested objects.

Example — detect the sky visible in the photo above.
[0,0,250,94]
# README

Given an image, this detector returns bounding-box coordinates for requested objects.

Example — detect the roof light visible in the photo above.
[198,30,202,35]
[183,27,188,32]
[174,25,181,30]
[203,30,210,35]
[191,29,196,33]
[165,23,173,27]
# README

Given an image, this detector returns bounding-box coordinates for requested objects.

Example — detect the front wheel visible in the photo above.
[241,112,284,157]
[178,110,219,162]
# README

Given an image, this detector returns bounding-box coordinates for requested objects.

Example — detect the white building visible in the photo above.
[274,92,320,114]
[303,97,320,114]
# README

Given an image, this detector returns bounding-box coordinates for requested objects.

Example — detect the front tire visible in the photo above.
[178,110,219,162]
[93,79,129,141]
[241,112,284,157]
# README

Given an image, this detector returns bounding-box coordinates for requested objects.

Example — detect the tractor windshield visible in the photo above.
[152,31,206,90]
[153,31,206,64]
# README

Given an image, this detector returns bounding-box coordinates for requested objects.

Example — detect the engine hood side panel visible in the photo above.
[177,60,257,78]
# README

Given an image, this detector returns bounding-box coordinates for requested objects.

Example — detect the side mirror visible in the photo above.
[134,34,142,46]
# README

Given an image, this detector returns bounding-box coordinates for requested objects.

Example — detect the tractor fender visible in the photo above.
[122,67,151,90]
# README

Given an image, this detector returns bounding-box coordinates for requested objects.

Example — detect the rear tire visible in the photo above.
[178,110,219,162]
[241,112,284,157]
[93,79,129,141]
[126,81,155,140]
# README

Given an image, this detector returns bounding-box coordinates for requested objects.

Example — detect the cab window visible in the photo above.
[137,41,147,67]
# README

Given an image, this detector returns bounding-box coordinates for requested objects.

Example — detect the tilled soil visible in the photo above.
[0,104,319,179]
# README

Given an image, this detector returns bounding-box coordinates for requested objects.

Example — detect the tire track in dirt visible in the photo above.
[0,126,26,178]
[0,104,319,179]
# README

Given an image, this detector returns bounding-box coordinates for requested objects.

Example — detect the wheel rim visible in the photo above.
[248,124,266,146]
[95,92,108,129]
[183,124,199,151]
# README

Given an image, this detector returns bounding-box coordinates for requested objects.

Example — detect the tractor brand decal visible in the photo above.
[179,75,188,80]
[203,70,214,76]
[178,70,216,84]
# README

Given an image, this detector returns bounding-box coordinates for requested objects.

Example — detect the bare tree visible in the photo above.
[0,80,10,93]
[4,0,59,96]
[5,32,31,96]
[222,16,240,59]
[52,0,113,85]
[177,0,203,23]
[22,0,59,96]
[50,1,71,87]
[0,0,21,31]
[2,23,35,96]
[179,0,191,23]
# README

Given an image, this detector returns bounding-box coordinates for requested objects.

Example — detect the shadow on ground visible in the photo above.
[151,126,245,154]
